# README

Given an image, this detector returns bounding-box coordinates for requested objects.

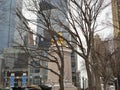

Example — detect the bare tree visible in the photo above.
[15,0,73,90]
[53,0,110,90]
[112,33,120,90]
[15,0,110,90]
[94,35,115,90]
[93,34,120,90]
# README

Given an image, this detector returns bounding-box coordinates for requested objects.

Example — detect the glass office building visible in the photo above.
[0,0,23,53]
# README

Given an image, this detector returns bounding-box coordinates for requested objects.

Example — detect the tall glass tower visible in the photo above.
[0,0,23,53]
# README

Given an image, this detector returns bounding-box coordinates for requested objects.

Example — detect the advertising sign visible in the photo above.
[22,75,26,87]
[10,76,14,87]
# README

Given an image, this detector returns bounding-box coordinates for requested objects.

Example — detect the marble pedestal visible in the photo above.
[48,46,76,90]
[52,83,76,90]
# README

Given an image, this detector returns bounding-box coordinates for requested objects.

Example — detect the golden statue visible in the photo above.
[51,32,65,46]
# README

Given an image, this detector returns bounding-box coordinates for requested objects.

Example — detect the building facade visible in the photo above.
[0,0,28,52]
[112,0,120,89]
[2,48,28,87]
[0,0,33,88]
[112,0,120,38]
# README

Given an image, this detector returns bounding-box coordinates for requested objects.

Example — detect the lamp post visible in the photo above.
[114,77,118,90]
[82,77,88,90]
[82,77,85,90]
[30,75,33,85]
[84,78,87,90]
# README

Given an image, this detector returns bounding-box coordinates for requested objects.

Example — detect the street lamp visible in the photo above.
[82,77,85,90]
[82,77,88,90]
[114,77,118,90]
[30,75,33,85]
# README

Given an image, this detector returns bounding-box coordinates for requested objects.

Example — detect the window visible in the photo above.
[35,69,40,73]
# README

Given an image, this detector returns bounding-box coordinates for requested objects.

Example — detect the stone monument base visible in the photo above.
[52,83,76,90]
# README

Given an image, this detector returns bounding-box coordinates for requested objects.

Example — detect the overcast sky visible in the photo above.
[96,2,113,40]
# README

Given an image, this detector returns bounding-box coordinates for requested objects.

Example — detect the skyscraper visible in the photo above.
[0,0,31,87]
[112,0,120,38]
[0,0,27,53]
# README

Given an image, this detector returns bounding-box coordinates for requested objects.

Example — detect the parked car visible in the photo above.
[12,87,23,90]
[39,84,52,90]
[25,85,42,90]
[5,87,12,90]
[12,85,42,90]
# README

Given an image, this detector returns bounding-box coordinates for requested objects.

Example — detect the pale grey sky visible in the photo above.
[96,2,113,40]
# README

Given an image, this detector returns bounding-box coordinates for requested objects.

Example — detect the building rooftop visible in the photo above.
[39,1,56,10]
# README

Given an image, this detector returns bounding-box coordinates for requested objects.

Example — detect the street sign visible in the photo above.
[10,76,14,87]
[22,75,26,87]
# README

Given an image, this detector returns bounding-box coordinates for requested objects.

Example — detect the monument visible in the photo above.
[47,32,76,90]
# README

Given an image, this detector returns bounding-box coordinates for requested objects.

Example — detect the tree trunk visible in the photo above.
[59,75,64,90]
[103,81,107,90]
[95,74,101,90]
[85,60,93,90]
[93,69,101,90]
[103,83,107,90]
